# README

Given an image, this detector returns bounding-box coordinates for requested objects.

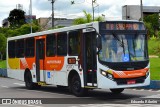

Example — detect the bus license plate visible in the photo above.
[127,80,136,84]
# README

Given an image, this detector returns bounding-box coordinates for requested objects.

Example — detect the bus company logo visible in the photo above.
[127,73,143,76]
[2,99,11,104]
[47,60,61,64]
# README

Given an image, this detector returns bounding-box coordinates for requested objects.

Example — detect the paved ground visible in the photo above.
[0,77,160,107]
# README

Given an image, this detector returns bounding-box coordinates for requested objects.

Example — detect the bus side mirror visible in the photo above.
[97,36,102,49]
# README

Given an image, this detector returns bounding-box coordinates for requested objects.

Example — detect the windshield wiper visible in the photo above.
[121,36,125,55]
[112,33,125,55]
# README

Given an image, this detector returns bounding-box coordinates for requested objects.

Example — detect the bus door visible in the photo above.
[83,31,97,87]
[36,39,45,82]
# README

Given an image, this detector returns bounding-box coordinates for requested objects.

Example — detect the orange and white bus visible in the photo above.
[7,20,150,96]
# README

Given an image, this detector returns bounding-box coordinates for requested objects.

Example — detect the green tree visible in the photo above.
[0,33,6,60]
[0,27,10,36]
[144,22,154,38]
[73,10,105,25]
[19,23,40,35]
[143,14,159,37]
[8,9,26,29]
[6,29,20,37]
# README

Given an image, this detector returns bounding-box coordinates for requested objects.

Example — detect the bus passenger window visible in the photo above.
[68,31,80,55]
[8,40,16,58]
[25,38,35,57]
[57,32,67,56]
[46,34,56,57]
[16,39,24,58]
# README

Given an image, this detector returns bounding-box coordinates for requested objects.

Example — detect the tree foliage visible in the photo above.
[144,14,159,30]
[0,33,6,59]
[8,9,26,28]
[143,14,159,37]
[0,23,40,59]
[73,10,105,25]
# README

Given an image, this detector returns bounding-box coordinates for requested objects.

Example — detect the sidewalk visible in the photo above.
[149,55,159,58]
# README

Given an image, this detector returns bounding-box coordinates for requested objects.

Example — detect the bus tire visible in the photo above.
[110,88,124,94]
[25,72,35,90]
[71,74,87,97]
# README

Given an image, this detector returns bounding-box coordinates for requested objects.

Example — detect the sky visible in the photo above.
[0,0,160,27]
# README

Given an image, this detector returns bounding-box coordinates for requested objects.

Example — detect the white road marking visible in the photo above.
[16,88,74,97]
[14,83,25,86]
[132,89,137,91]
[24,104,43,107]
[1,85,9,88]
[132,89,160,92]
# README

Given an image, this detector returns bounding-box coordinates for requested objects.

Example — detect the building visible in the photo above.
[25,15,36,23]
[38,17,50,29]
[38,17,74,30]
[2,18,10,28]
[122,5,160,20]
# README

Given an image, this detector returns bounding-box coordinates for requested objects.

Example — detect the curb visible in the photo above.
[0,68,7,77]
[142,80,160,89]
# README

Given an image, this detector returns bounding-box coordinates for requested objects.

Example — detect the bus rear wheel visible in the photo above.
[70,75,87,97]
[110,88,124,94]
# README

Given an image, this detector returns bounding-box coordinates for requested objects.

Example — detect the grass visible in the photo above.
[148,39,160,57]
[0,60,6,69]
[150,58,160,80]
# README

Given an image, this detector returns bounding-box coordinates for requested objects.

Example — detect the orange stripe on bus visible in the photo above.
[113,68,149,78]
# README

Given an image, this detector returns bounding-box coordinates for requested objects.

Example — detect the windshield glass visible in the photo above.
[99,34,148,62]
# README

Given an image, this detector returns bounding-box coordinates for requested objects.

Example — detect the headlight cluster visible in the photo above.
[100,69,114,80]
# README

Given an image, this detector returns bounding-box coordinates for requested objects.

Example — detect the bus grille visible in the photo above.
[114,76,146,85]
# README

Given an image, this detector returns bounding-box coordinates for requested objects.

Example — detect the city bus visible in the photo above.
[7,20,150,96]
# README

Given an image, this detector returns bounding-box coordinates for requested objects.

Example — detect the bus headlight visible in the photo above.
[100,69,114,80]
[101,70,107,76]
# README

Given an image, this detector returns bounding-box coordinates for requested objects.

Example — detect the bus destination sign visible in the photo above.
[101,22,145,30]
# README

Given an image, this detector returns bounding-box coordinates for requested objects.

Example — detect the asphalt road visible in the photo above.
[0,77,160,107]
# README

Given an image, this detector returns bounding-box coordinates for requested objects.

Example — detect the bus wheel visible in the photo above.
[110,88,124,94]
[71,75,87,97]
[25,72,34,90]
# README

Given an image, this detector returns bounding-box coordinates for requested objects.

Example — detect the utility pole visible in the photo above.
[159,10,160,29]
[92,0,94,21]
[49,0,55,28]
[71,0,98,21]
[140,0,143,21]
[30,0,32,33]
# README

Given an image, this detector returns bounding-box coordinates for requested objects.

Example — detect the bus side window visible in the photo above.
[8,40,16,58]
[46,34,56,57]
[68,31,80,56]
[25,38,35,57]
[57,32,67,56]
[16,39,24,58]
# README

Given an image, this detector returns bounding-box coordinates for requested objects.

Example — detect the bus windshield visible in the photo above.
[99,34,148,62]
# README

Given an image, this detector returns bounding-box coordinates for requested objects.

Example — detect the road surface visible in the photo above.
[0,77,160,107]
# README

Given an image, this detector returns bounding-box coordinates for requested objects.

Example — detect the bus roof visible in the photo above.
[105,20,143,23]
[7,21,99,41]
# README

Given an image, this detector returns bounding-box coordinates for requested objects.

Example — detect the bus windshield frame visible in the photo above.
[98,21,149,71]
